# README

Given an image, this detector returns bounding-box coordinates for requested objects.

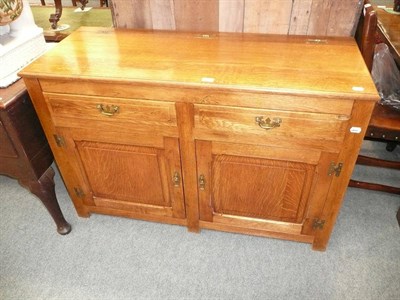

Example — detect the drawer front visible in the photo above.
[44,93,178,136]
[40,79,354,115]
[193,104,350,148]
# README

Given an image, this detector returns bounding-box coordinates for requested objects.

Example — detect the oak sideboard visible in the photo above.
[20,27,379,251]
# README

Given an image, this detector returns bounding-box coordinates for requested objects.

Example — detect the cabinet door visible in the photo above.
[44,92,186,222]
[61,132,186,221]
[196,140,338,239]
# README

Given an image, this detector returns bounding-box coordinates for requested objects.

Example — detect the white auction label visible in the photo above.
[350,127,362,133]
[201,77,215,83]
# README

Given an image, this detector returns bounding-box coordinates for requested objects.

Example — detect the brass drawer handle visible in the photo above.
[255,116,282,130]
[96,104,119,116]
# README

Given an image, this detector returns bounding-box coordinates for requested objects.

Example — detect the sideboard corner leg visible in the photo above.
[311,236,328,252]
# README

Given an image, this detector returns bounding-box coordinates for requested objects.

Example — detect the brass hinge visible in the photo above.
[312,218,326,230]
[198,174,206,190]
[74,187,85,198]
[172,171,181,187]
[53,134,65,147]
[328,162,343,177]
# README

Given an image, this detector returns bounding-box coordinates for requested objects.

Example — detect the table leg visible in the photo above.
[79,0,89,10]
[49,0,62,29]
[21,167,72,235]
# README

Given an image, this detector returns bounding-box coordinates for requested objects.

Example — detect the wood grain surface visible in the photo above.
[20,27,378,100]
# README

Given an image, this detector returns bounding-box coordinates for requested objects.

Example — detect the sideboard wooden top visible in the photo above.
[20,27,378,100]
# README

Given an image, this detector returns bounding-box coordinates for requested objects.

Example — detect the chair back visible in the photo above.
[355,0,378,71]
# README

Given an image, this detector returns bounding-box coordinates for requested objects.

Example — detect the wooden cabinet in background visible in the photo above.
[20,27,379,251]
[0,80,71,234]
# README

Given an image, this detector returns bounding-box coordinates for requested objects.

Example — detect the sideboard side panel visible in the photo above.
[312,100,376,251]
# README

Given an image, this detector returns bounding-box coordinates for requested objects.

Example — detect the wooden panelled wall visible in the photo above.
[110,0,363,36]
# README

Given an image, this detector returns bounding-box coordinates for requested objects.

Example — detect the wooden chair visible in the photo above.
[355,1,378,73]
[350,0,400,224]
[350,1,400,194]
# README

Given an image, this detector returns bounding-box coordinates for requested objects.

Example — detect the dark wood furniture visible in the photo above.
[72,0,107,7]
[71,0,89,8]
[0,80,71,235]
[49,0,88,29]
[45,0,108,29]
[31,5,112,43]
[351,104,400,195]
[20,27,378,250]
[374,2,400,67]
[49,0,62,29]
[351,0,400,226]
[355,1,378,73]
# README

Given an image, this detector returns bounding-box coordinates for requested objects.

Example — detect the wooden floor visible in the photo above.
[31,5,112,42]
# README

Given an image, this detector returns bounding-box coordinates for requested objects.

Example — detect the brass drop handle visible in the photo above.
[96,104,119,116]
[173,171,180,187]
[199,174,206,190]
[255,116,282,130]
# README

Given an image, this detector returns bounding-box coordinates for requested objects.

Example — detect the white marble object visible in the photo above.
[1,0,47,87]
